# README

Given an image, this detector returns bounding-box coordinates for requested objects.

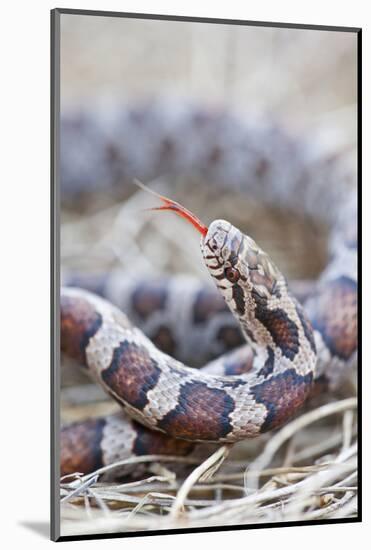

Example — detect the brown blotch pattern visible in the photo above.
[309,276,357,360]
[193,288,227,324]
[252,370,313,432]
[132,421,194,456]
[158,382,235,440]
[60,418,106,476]
[131,283,167,321]
[151,325,177,356]
[102,341,161,410]
[216,325,244,350]
[61,294,102,365]
[254,293,299,360]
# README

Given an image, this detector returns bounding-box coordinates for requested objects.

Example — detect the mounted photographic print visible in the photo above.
[51,8,360,542]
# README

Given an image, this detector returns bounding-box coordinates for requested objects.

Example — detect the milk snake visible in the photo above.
[60,99,357,478]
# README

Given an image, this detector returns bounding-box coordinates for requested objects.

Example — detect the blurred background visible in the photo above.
[59,12,357,409]
[61,15,357,132]
[60,14,356,280]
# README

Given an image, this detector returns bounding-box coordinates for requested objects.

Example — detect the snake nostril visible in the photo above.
[206,239,218,252]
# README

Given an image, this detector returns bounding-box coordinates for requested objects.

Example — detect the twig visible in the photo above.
[61,475,99,503]
[169,445,231,519]
[65,454,203,488]
[245,398,357,492]
[341,410,354,451]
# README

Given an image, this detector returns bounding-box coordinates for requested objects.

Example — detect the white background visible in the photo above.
[0,0,367,547]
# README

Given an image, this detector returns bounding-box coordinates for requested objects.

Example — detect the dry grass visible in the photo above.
[60,397,357,536]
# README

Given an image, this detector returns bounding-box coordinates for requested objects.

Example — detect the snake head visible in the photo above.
[137,182,283,306]
[201,219,283,304]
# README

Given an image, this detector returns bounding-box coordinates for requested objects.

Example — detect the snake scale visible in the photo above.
[60,99,357,478]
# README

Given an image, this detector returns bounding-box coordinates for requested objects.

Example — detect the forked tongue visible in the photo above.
[134,179,208,237]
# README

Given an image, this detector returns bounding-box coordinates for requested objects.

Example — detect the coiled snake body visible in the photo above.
[60,100,357,477]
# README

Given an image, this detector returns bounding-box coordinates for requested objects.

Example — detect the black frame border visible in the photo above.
[51,7,362,542]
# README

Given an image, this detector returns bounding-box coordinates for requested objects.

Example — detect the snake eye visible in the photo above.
[225,266,240,283]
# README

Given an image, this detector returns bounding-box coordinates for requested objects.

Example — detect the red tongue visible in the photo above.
[135,179,208,237]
